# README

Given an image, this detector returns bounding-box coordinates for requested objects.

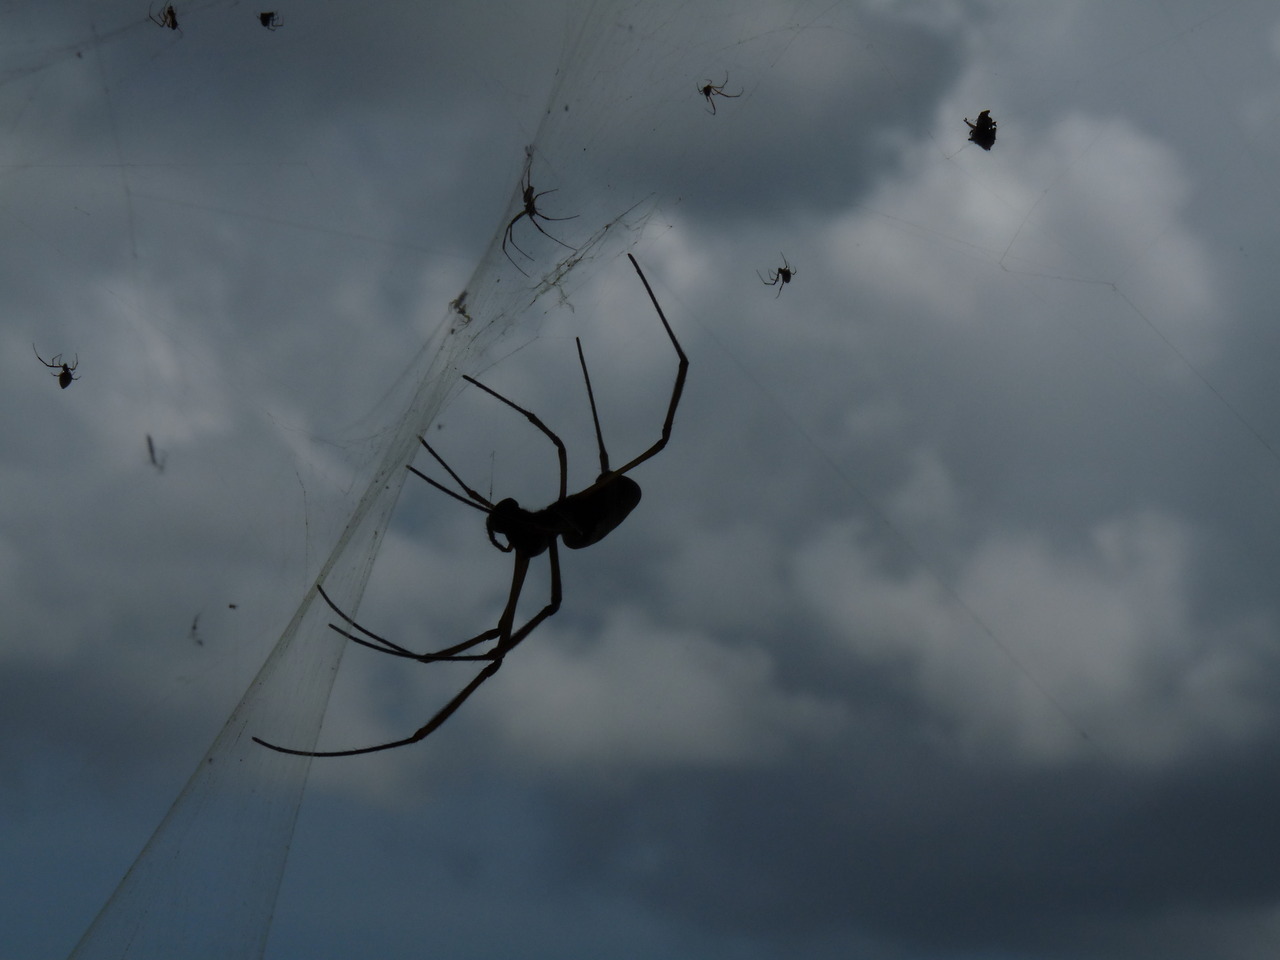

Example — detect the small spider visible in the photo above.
[148,4,180,34]
[698,73,741,115]
[757,255,795,297]
[965,109,997,150]
[501,154,578,275]
[258,11,282,30]
[33,344,80,389]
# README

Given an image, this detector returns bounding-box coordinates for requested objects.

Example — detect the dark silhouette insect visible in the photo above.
[258,11,281,30]
[501,152,577,276]
[757,255,795,297]
[147,4,180,34]
[255,255,687,758]
[33,345,79,389]
[698,73,741,115]
[965,110,997,150]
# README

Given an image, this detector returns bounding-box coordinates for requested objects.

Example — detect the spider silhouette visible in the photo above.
[698,73,741,115]
[254,255,688,758]
[33,344,79,388]
[965,109,997,150]
[147,4,180,33]
[757,255,795,297]
[501,157,577,275]
[258,11,282,30]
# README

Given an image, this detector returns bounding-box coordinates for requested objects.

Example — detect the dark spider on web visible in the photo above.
[254,255,687,758]
[697,73,741,115]
[965,109,997,150]
[757,254,795,297]
[501,155,578,276]
[33,344,80,389]
[258,11,282,30]
[147,4,180,34]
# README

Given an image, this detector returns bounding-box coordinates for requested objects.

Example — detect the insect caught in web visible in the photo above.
[147,4,180,34]
[965,109,997,150]
[757,254,795,297]
[697,73,741,115]
[501,153,578,275]
[33,344,80,389]
[254,255,688,758]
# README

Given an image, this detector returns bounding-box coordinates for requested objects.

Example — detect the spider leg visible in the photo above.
[316,583,483,660]
[576,338,610,475]
[613,255,689,476]
[527,215,577,250]
[501,215,534,277]
[461,374,569,500]
[414,437,497,510]
[256,545,561,758]
[318,585,505,662]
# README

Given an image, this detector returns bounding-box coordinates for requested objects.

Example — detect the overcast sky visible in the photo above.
[6,1,1280,958]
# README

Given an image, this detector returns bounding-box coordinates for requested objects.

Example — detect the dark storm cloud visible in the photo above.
[8,1,1280,958]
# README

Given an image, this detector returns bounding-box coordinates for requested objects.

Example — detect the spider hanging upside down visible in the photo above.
[501,158,578,276]
[757,254,795,297]
[33,344,79,389]
[147,3,180,33]
[254,254,688,758]
[965,109,997,150]
[697,73,741,115]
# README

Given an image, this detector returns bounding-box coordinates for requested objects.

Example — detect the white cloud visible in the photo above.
[478,609,846,770]
[796,509,1275,765]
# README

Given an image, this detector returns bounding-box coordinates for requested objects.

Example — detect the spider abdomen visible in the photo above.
[555,476,642,549]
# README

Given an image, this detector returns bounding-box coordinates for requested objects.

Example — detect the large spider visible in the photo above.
[258,11,282,30]
[965,109,997,150]
[501,159,578,275]
[698,73,741,115]
[255,255,687,758]
[757,255,795,297]
[33,344,79,389]
[147,4,180,33]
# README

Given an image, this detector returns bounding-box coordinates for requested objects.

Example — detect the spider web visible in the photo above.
[52,2,821,957]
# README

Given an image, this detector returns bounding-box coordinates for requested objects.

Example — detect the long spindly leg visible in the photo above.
[462,374,570,501]
[412,437,495,511]
[576,338,610,475]
[317,584,501,662]
[255,545,562,758]
[613,254,689,476]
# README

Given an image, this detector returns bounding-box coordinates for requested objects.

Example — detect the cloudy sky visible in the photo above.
[6,1,1280,957]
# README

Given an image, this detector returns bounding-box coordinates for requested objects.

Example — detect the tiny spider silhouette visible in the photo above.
[258,11,281,30]
[33,344,79,388]
[254,255,687,758]
[501,156,578,275]
[698,73,741,115]
[757,255,795,297]
[965,109,997,150]
[147,4,180,33]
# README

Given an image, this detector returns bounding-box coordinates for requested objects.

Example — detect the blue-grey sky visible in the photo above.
[6,1,1280,958]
